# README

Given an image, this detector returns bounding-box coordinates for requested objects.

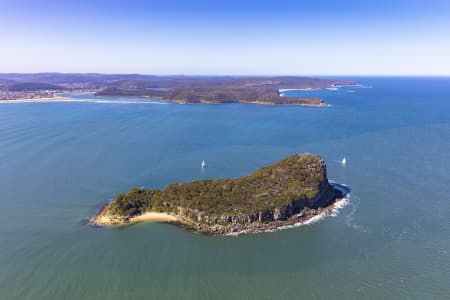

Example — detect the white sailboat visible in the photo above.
[341,157,347,166]
[201,160,206,168]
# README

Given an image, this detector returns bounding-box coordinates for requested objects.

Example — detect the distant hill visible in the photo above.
[0,73,159,84]
[6,82,64,91]
[0,73,355,87]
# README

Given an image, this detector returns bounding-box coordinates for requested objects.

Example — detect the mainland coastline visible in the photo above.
[0,74,356,107]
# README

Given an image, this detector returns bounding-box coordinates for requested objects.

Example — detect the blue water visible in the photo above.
[0,77,449,299]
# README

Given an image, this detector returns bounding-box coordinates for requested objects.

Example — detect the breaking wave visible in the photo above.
[227,182,351,236]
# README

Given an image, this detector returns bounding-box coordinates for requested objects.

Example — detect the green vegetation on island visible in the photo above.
[93,154,344,235]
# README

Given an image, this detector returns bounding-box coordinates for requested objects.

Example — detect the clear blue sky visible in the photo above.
[1,0,449,75]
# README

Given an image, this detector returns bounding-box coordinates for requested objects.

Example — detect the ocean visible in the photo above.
[0,77,449,299]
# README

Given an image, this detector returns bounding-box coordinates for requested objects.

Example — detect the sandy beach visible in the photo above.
[93,211,178,226]
[278,88,320,93]
[0,95,72,104]
[0,94,167,105]
[131,212,178,223]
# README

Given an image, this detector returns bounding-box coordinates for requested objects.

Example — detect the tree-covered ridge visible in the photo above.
[106,154,330,218]
[95,76,356,106]
[6,82,64,91]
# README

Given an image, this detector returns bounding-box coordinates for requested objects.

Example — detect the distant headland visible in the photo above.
[95,76,356,106]
[91,154,347,235]
[0,73,356,106]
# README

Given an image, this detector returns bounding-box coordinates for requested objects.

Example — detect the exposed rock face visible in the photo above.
[92,153,344,235]
[172,179,342,235]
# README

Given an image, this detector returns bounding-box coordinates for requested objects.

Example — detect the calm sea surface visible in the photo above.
[0,77,449,299]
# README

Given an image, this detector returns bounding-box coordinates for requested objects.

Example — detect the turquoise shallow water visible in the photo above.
[0,77,449,299]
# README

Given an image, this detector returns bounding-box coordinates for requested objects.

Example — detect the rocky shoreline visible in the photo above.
[90,192,346,235]
[91,184,347,236]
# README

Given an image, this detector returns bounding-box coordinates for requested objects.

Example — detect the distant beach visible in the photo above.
[0,93,167,105]
[0,95,71,103]
[278,88,321,93]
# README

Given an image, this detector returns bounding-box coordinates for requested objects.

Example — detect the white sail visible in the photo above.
[341,157,346,166]
[201,160,206,168]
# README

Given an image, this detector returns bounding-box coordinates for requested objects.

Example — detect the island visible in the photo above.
[91,153,346,235]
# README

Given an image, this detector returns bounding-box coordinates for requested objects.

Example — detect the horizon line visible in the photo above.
[0,72,449,78]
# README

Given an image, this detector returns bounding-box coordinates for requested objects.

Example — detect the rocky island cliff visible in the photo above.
[92,154,345,235]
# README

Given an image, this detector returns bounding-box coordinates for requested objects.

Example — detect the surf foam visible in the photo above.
[227,187,351,236]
